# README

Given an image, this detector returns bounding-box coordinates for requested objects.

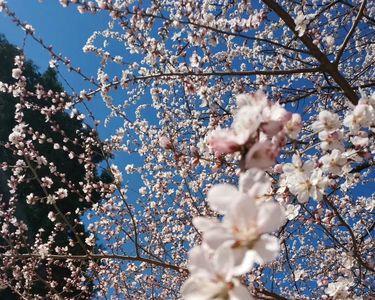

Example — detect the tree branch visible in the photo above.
[261,0,359,105]
[335,0,367,64]
[0,253,187,273]
[86,67,320,97]
[324,196,374,272]
[338,0,375,24]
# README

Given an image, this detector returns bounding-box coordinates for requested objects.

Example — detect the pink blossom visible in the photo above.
[12,68,22,79]
[159,136,172,149]
[236,90,268,108]
[312,110,341,133]
[285,113,302,139]
[245,141,279,170]
[207,128,242,155]
[194,172,285,274]
[261,103,292,137]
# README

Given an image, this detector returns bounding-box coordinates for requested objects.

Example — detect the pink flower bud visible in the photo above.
[245,140,279,170]
[207,128,242,156]
[273,164,283,173]
[159,136,172,149]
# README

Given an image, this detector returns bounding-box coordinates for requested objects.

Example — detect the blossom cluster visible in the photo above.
[183,90,374,299]
[279,92,374,204]
[183,169,286,299]
[182,92,295,299]
[208,91,301,170]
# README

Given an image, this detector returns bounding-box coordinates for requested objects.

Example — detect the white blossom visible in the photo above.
[181,244,252,300]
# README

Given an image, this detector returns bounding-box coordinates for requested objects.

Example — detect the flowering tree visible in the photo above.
[0,0,374,299]
[0,34,110,298]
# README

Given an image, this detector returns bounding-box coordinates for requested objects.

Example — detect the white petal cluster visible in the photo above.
[183,169,285,299]
[282,154,329,203]
[319,149,350,175]
[312,110,344,152]
[181,244,252,300]
[344,93,375,133]
[294,11,314,37]
[325,277,353,299]
[282,93,375,204]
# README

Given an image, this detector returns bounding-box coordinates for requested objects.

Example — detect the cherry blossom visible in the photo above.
[294,11,313,37]
[181,244,252,300]
[244,140,279,170]
[285,204,300,221]
[319,150,350,176]
[312,111,341,134]
[325,277,353,299]
[284,113,302,139]
[344,93,375,133]
[282,154,329,203]
[208,91,297,171]
[193,170,285,274]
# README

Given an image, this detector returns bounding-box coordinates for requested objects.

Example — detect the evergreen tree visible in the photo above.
[0,34,106,299]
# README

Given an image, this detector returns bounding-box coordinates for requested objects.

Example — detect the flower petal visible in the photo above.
[193,216,219,232]
[207,184,242,214]
[257,202,285,234]
[193,217,232,250]
[207,128,242,155]
[226,196,258,229]
[187,245,213,276]
[245,141,278,170]
[239,169,271,196]
[230,283,253,300]
[212,243,235,279]
[252,234,280,264]
[181,276,223,300]
[231,248,256,276]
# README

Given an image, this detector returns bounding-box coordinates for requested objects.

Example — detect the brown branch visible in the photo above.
[323,196,374,272]
[283,241,301,294]
[335,0,367,64]
[254,288,288,300]
[350,160,375,173]
[0,253,186,273]
[261,0,359,105]
[86,67,320,97]
[150,68,320,77]
[338,0,375,24]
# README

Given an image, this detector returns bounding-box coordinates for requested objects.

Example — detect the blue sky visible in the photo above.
[0,0,105,76]
[0,1,118,135]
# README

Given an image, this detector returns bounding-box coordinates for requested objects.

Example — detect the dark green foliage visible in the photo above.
[0,34,106,299]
